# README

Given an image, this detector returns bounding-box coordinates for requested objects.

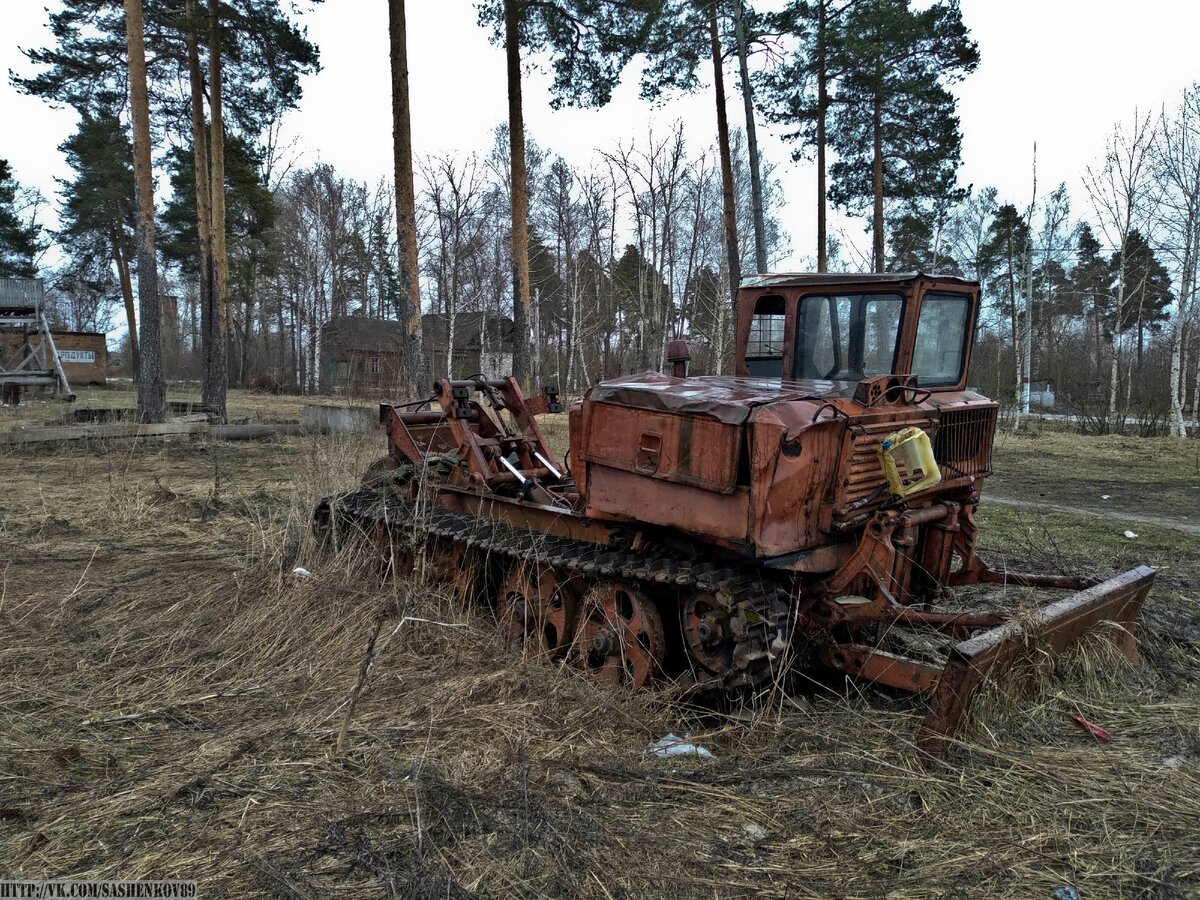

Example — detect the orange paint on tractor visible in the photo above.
[320,272,1153,754]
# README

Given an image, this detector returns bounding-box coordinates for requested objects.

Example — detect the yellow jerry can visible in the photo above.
[877,426,942,498]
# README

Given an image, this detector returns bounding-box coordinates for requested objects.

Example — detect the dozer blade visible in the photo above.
[917,565,1155,754]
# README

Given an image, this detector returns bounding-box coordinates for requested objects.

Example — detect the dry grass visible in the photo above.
[0,384,384,430]
[0,427,1198,897]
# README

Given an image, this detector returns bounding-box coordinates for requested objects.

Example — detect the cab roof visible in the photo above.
[739,271,979,290]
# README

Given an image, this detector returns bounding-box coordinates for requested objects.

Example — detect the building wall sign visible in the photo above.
[60,349,97,364]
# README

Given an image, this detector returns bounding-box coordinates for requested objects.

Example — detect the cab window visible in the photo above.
[913,292,971,386]
[794,293,903,380]
[745,294,785,377]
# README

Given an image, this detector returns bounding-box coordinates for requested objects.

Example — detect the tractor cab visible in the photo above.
[735,272,979,391]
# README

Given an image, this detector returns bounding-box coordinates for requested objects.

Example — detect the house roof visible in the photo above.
[321,316,409,353]
[421,312,514,352]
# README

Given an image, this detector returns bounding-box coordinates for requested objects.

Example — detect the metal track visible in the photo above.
[317,488,794,690]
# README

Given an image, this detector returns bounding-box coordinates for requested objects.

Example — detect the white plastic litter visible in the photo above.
[1123,531,1138,539]
[292,567,312,577]
[645,733,715,759]
[1101,495,1112,500]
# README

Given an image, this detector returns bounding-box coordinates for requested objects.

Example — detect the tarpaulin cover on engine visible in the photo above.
[587,372,850,425]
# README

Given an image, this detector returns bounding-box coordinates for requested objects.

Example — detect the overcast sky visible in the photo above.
[3,0,1200,271]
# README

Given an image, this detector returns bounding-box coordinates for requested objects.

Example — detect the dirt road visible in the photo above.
[985,494,1200,536]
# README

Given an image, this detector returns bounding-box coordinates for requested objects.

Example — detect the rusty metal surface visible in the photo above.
[734,273,981,393]
[581,399,743,493]
[819,643,942,693]
[918,565,1155,754]
[317,269,1155,755]
[436,485,614,545]
[574,582,666,688]
[424,376,565,494]
[739,271,975,290]
[496,562,578,658]
[584,464,751,546]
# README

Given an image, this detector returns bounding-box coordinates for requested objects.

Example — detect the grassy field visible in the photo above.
[0,418,1197,897]
[988,427,1200,520]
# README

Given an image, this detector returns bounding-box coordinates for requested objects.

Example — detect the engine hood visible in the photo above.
[587,372,857,426]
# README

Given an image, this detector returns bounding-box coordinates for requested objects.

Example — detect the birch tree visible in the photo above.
[1083,112,1154,420]
[421,154,488,380]
[1155,85,1200,437]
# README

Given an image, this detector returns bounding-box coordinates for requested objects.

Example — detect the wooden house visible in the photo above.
[319,316,409,394]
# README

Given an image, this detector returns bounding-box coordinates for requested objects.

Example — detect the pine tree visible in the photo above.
[388,0,427,395]
[0,159,42,278]
[56,114,138,370]
[826,0,977,271]
[981,202,1030,403]
[160,138,274,328]
[886,211,961,274]
[761,0,856,272]
[124,0,166,423]
[19,0,318,416]
[1110,230,1173,365]
[637,1,745,326]
[731,0,767,273]
[1067,224,1112,378]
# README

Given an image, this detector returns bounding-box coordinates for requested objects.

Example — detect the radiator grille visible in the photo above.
[934,406,996,478]
[839,417,931,506]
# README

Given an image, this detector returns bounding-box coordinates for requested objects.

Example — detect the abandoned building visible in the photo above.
[319,312,515,393]
[0,329,107,387]
[319,316,410,393]
[2,278,107,401]
[421,312,514,381]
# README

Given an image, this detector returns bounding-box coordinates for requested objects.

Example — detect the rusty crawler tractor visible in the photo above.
[317,273,1154,753]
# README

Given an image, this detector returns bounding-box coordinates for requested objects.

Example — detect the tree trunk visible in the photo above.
[1169,314,1186,436]
[504,0,532,386]
[447,227,457,379]
[110,227,139,379]
[1020,246,1033,417]
[871,85,885,272]
[732,0,766,273]
[206,0,229,420]
[123,0,165,423]
[1110,253,1128,420]
[276,290,285,386]
[1169,226,1196,437]
[709,2,741,352]
[388,0,427,396]
[714,251,729,373]
[186,0,215,405]
[1007,247,1019,406]
[1185,338,1195,420]
[532,285,541,387]
[241,276,254,387]
[1109,333,1120,422]
[816,0,828,273]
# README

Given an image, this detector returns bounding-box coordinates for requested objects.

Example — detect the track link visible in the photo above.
[317,489,793,690]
